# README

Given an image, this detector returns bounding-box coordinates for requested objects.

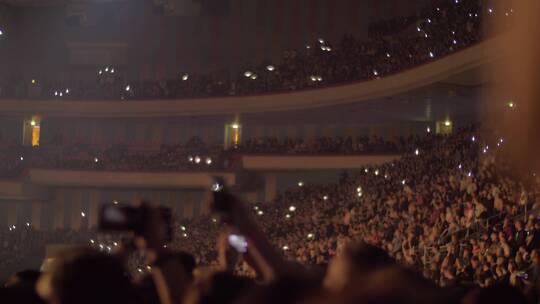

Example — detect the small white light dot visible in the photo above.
[429,51,435,58]
[125,85,130,91]
[298,181,304,187]
[323,195,329,200]
[283,245,289,250]
[244,71,253,78]
[20,156,24,161]
[402,179,406,185]
[266,65,275,71]
[257,210,264,216]
[182,74,189,81]
[94,157,99,163]
[307,233,314,239]
[285,214,291,219]
[81,212,86,217]
[289,206,296,212]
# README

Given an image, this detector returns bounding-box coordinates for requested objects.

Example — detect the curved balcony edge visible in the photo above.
[0,38,504,118]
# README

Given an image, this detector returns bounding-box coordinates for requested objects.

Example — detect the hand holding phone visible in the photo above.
[228,234,248,253]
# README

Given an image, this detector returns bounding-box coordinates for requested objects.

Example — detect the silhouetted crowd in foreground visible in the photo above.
[2,127,540,304]
[0,0,499,101]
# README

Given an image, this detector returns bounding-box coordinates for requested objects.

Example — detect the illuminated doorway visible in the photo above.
[436,119,453,135]
[23,117,41,146]
[224,123,242,149]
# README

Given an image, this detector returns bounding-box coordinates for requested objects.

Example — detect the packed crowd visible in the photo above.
[237,135,413,154]
[0,134,419,178]
[168,127,540,290]
[0,0,497,101]
[2,127,540,304]
[0,138,223,178]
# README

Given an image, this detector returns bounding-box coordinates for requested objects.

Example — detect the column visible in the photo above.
[71,191,82,231]
[89,190,100,229]
[31,201,42,230]
[54,191,65,230]
[245,191,259,204]
[264,173,277,203]
[200,193,211,216]
[7,202,17,227]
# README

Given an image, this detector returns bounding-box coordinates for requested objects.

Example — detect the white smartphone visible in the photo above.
[228,234,248,253]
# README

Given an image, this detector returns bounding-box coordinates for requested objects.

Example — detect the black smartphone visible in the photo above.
[98,203,172,241]
[211,176,234,214]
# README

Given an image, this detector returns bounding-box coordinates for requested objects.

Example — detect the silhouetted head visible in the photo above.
[462,284,527,304]
[186,271,255,304]
[324,242,394,292]
[174,251,197,281]
[37,249,136,304]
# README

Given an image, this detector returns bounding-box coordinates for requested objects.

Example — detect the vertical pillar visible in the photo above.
[54,191,65,230]
[71,191,82,231]
[264,173,277,203]
[7,202,17,227]
[89,190,100,229]
[184,200,194,219]
[245,191,258,204]
[305,125,316,142]
[200,193,211,216]
[31,201,42,230]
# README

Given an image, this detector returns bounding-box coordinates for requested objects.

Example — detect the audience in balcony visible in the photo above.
[0,0,494,101]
